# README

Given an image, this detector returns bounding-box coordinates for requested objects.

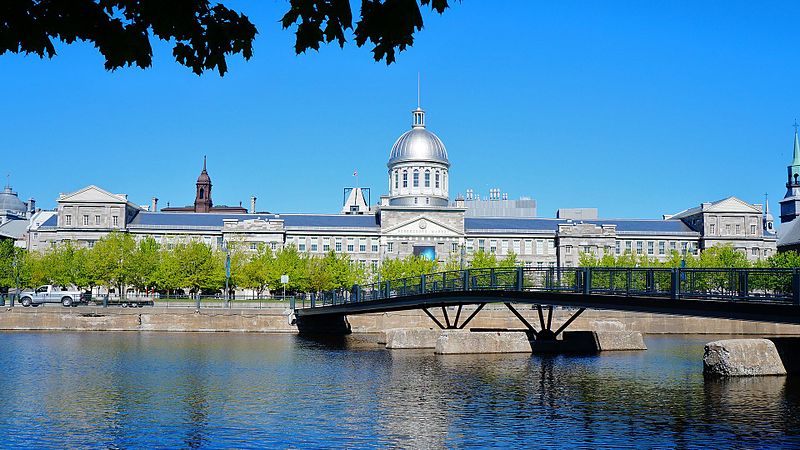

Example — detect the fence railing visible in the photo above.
[298,267,800,309]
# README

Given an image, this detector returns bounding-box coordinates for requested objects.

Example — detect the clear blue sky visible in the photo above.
[2,1,798,220]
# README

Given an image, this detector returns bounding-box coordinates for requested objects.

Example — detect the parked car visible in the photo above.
[19,285,84,307]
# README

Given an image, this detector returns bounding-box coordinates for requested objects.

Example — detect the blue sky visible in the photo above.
[2,1,799,220]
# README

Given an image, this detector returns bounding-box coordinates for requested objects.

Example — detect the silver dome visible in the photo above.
[0,186,26,213]
[388,127,449,166]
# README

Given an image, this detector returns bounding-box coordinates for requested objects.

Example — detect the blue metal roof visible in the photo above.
[465,217,697,234]
[41,215,58,228]
[127,212,379,229]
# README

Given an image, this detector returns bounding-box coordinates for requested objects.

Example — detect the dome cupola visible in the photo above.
[387,106,450,207]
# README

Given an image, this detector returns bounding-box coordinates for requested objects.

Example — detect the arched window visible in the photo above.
[424,170,430,187]
[394,171,399,189]
[435,171,440,189]
[402,170,408,188]
[443,173,447,190]
[413,170,419,187]
[199,188,205,199]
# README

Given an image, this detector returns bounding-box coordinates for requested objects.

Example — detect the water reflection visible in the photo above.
[0,333,798,448]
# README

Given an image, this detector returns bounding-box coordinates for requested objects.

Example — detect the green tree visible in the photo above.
[90,231,136,298]
[130,236,161,293]
[272,245,308,293]
[469,249,497,269]
[240,244,275,297]
[173,241,225,294]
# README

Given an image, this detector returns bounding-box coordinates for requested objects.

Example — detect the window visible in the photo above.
[452,242,459,253]
[112,216,119,227]
[387,242,394,253]
[298,238,306,252]
[658,241,665,255]
[536,240,544,255]
[311,238,318,252]
[670,241,677,251]
[199,188,204,199]
[347,238,354,252]
[87,241,95,248]
[513,240,521,254]
[394,171,399,189]
[735,224,741,235]
[725,224,731,235]
[582,245,591,254]
[636,241,643,254]
[371,239,379,253]
[710,224,715,234]
[83,215,89,226]
[752,247,758,256]
[490,240,497,253]
[615,241,621,255]
[647,241,654,255]
[359,238,366,252]
[424,170,431,187]
[501,240,509,254]
[750,224,757,235]
[323,238,331,252]
[250,242,257,250]
[371,260,379,271]
[271,242,277,251]
[548,240,556,254]
[94,215,100,225]
[625,241,632,253]
[537,262,544,268]
[402,171,408,188]
[478,239,485,251]
[413,170,419,187]
[565,245,573,255]
[65,215,72,226]
[524,240,532,255]
[435,172,440,188]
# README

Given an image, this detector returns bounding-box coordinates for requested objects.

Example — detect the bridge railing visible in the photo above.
[301,267,800,309]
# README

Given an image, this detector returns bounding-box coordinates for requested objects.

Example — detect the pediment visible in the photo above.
[59,185,128,204]
[706,197,761,214]
[385,216,463,237]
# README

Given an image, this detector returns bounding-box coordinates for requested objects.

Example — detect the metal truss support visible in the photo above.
[424,305,483,330]
[504,303,586,341]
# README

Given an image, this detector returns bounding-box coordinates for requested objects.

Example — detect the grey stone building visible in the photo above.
[26,104,777,269]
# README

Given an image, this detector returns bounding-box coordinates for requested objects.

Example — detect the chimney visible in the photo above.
[151,197,158,212]
[28,198,35,214]
[250,196,257,214]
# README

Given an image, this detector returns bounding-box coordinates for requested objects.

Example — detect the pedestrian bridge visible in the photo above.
[293,267,800,335]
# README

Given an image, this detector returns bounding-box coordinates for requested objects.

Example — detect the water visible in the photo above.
[0,332,798,448]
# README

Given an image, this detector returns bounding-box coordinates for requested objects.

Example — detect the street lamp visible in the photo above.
[223,241,231,308]
[11,248,19,307]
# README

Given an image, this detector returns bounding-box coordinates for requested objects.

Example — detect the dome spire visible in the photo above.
[792,121,800,166]
[412,73,425,128]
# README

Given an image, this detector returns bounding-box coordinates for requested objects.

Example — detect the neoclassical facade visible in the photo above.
[25,105,778,269]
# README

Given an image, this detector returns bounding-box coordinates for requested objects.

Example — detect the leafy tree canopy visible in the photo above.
[1,0,453,75]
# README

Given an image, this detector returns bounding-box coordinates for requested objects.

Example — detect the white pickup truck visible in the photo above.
[19,285,84,307]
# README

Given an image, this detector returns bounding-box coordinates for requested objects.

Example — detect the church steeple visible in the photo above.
[780,124,800,223]
[195,156,213,213]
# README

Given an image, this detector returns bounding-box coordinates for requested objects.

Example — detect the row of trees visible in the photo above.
[0,234,519,297]
[3,235,800,298]
[577,245,800,269]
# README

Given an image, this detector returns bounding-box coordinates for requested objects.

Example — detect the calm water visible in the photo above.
[0,332,798,449]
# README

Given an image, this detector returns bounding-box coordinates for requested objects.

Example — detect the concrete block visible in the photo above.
[385,328,440,349]
[594,331,647,351]
[435,330,532,354]
[704,339,787,377]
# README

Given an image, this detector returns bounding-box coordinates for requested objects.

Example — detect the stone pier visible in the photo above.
[434,330,533,354]
[384,328,440,349]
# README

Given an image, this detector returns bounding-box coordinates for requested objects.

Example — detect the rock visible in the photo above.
[435,330,532,354]
[385,328,440,349]
[703,339,787,377]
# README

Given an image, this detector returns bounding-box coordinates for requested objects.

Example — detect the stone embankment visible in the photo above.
[2,304,800,336]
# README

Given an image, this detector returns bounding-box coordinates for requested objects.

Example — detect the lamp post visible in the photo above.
[223,241,231,308]
[11,248,19,307]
